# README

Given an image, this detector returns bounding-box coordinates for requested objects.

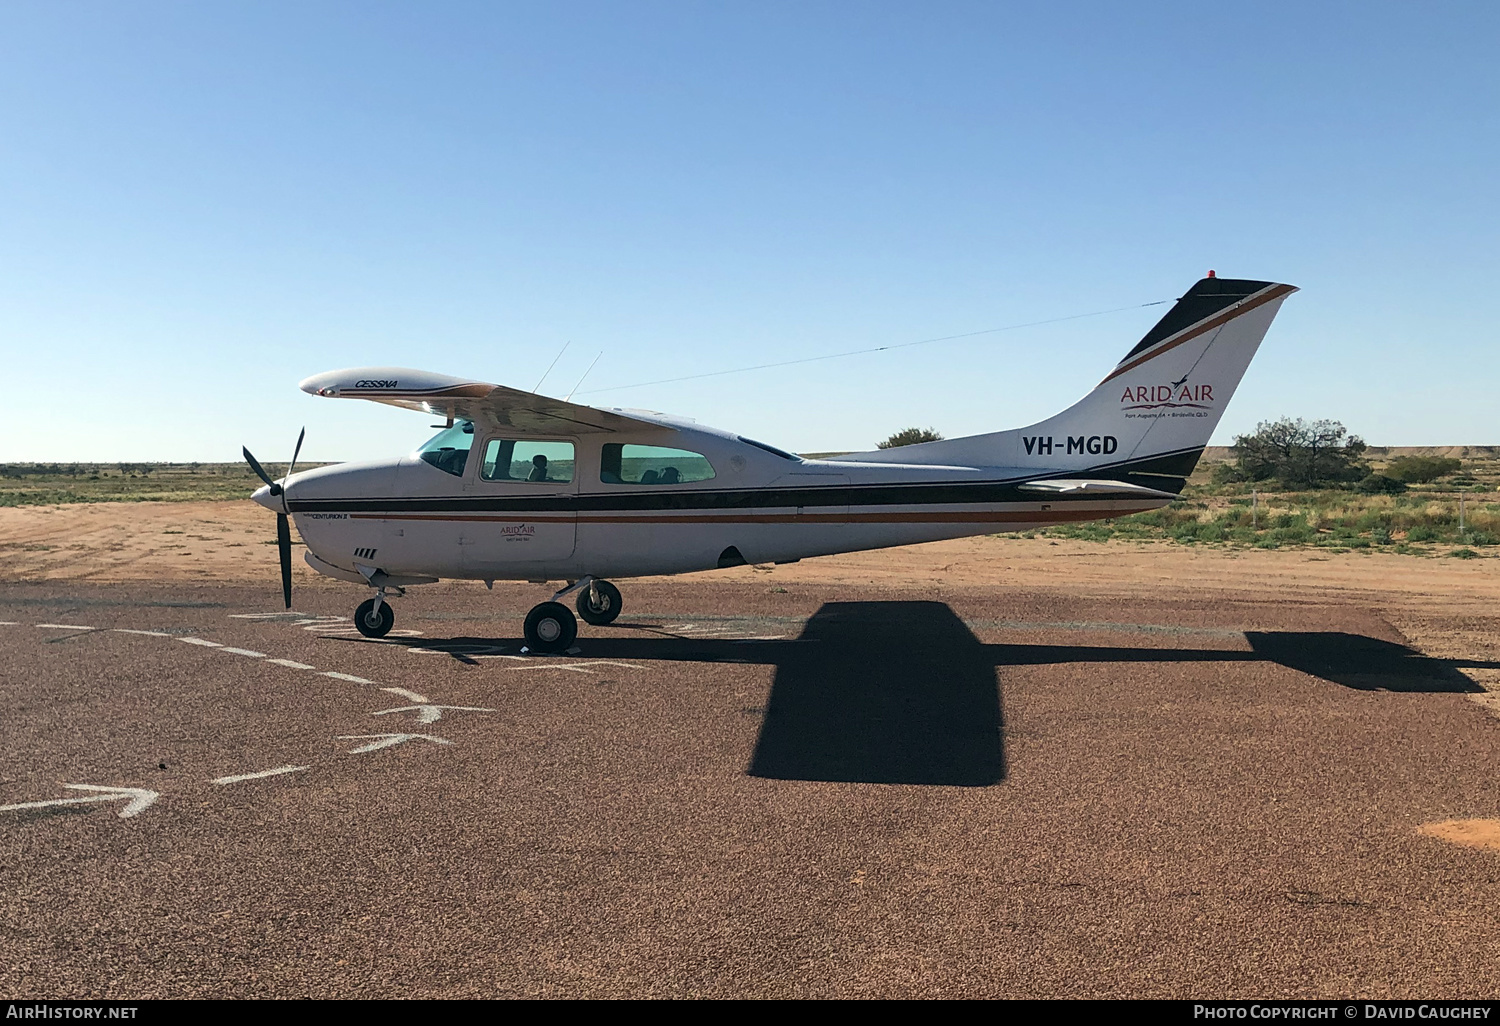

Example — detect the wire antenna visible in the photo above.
[578,298,1169,397]
[565,352,604,402]
[532,341,570,394]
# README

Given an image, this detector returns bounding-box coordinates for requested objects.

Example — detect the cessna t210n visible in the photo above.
[242,274,1296,652]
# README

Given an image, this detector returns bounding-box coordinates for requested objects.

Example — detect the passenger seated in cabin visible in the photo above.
[659,467,680,484]
[528,455,549,482]
[640,469,659,485]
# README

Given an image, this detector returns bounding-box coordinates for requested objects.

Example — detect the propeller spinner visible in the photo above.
[243,427,305,609]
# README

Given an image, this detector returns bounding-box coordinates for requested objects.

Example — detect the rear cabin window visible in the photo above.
[416,420,475,477]
[600,444,715,485]
[480,439,575,483]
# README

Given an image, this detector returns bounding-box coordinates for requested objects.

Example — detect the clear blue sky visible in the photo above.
[1,1,1495,462]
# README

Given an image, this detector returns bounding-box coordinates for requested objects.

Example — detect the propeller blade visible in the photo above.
[276,512,293,610]
[242,446,278,492]
[287,427,306,480]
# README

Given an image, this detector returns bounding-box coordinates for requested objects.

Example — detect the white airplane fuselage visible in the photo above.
[275,413,1164,585]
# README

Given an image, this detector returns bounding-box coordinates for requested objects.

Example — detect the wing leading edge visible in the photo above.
[298,367,660,434]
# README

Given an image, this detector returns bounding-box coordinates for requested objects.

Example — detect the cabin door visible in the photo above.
[462,435,578,573]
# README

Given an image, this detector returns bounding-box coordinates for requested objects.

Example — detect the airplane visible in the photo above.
[243,273,1296,653]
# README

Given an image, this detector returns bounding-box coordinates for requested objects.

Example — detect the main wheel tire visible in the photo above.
[523,601,577,653]
[354,598,394,639]
[576,580,623,626]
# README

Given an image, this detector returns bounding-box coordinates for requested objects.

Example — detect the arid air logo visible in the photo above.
[1121,374,1214,411]
[499,523,536,542]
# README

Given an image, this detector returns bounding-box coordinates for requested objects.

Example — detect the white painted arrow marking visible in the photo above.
[339,733,453,753]
[0,784,160,819]
[322,671,375,684]
[372,705,496,724]
[179,637,222,647]
[220,647,266,658]
[212,765,309,785]
[380,687,430,703]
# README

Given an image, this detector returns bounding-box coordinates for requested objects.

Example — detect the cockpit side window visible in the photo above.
[415,420,475,477]
[600,444,715,485]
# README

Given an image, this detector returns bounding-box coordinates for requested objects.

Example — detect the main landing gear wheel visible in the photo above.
[354,598,394,639]
[576,579,623,626]
[524,601,577,654]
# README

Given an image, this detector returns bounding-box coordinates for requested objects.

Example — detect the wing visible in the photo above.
[298,367,661,434]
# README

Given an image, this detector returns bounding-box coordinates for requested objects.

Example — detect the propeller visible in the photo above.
[243,427,305,610]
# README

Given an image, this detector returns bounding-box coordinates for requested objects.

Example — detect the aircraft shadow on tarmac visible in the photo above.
[352,602,1499,787]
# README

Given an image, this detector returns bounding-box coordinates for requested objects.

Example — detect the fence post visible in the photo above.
[1252,489,1258,531]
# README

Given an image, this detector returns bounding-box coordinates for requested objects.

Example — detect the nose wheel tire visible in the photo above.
[354,598,394,639]
[524,602,577,653]
[576,579,623,626]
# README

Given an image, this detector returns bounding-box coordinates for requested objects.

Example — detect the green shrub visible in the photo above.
[1385,456,1461,483]
[1357,474,1406,494]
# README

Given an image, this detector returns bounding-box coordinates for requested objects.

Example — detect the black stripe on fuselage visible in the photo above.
[286,448,1199,515]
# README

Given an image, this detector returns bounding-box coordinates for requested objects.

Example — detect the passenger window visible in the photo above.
[600,444,715,485]
[480,439,575,483]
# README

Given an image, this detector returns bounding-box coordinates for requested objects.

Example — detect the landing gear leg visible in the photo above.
[354,586,400,639]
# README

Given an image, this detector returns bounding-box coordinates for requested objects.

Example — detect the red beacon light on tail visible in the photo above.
[1207,269,1216,278]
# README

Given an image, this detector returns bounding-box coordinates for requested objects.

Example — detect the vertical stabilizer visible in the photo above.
[838,276,1297,492]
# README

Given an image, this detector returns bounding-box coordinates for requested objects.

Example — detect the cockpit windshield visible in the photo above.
[415,420,475,477]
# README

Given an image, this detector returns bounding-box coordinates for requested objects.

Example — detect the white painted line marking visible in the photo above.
[212,765,309,785]
[373,704,496,724]
[321,671,375,684]
[503,660,646,675]
[339,733,452,753]
[381,687,431,703]
[36,624,95,630]
[230,612,314,620]
[267,658,317,670]
[179,637,222,647]
[110,628,172,637]
[220,647,266,658]
[0,621,18,626]
[407,644,511,657]
[0,784,160,819]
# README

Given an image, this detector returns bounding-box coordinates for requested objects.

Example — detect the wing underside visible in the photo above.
[298,367,659,434]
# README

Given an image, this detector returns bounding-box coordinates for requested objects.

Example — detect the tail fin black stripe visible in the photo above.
[1101,283,1295,385]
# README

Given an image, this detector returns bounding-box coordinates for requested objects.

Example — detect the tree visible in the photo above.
[877,427,943,449]
[1221,418,1368,488]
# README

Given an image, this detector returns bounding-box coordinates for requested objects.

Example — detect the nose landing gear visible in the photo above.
[353,584,403,639]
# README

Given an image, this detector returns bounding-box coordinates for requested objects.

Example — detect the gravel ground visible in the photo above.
[2,578,1499,998]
